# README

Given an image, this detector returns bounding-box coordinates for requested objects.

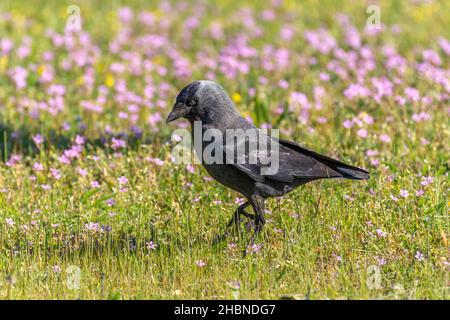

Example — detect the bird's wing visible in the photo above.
[231,162,265,182]
[274,138,369,180]
[223,123,298,183]
[223,117,368,183]
[227,136,368,182]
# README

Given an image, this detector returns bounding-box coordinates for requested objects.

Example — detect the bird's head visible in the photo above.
[166,80,239,126]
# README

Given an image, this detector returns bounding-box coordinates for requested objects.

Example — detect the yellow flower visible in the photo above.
[105,73,115,87]
[152,55,165,65]
[76,76,84,85]
[232,93,242,104]
[412,3,436,22]
[152,9,163,18]
[37,65,46,76]
[95,62,105,73]
[0,56,8,73]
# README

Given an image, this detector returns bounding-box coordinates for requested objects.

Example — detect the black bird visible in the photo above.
[166,80,369,242]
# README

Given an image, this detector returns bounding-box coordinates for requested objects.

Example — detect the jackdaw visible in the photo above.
[166,80,369,243]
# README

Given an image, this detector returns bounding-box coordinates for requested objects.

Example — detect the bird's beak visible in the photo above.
[166,101,188,123]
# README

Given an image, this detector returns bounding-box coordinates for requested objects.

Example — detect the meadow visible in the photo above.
[0,0,448,299]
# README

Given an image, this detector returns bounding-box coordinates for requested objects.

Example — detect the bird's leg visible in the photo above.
[248,195,266,247]
[213,201,251,244]
[226,201,251,229]
[227,205,241,228]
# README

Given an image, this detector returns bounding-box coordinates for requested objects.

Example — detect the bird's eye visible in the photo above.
[188,99,196,106]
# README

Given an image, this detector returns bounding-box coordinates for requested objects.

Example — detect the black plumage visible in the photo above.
[166,80,369,243]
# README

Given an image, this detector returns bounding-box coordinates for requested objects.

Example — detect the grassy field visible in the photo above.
[0,0,448,299]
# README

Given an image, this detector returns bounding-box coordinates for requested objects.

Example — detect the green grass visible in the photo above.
[0,0,448,299]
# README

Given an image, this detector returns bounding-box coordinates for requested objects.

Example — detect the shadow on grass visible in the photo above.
[0,121,158,163]
[2,224,253,260]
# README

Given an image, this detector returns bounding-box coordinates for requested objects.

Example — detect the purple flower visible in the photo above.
[344,83,370,100]
[186,164,195,174]
[118,7,134,23]
[420,176,433,186]
[58,155,71,165]
[75,135,86,145]
[376,229,387,238]
[50,168,61,180]
[195,259,206,267]
[146,157,164,166]
[91,180,100,188]
[84,222,100,232]
[344,194,354,202]
[148,112,162,127]
[101,225,112,233]
[371,77,393,101]
[6,154,22,167]
[52,265,62,273]
[246,243,262,255]
[379,134,391,143]
[414,251,425,261]
[290,92,310,109]
[438,37,450,56]
[111,138,126,150]
[342,119,354,129]
[32,134,44,146]
[390,194,399,202]
[47,84,65,96]
[366,149,379,157]
[357,129,368,138]
[405,87,420,102]
[280,26,294,41]
[5,218,15,226]
[146,241,157,250]
[412,112,431,122]
[1,37,13,54]
[399,189,409,198]
[422,49,442,66]
[64,145,83,159]
[345,26,361,49]
[332,253,343,262]
[304,28,336,54]
[377,257,387,266]
[33,162,44,172]
[9,66,28,89]
[118,176,128,185]
[416,189,425,197]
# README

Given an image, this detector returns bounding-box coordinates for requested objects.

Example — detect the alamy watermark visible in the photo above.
[66,5,82,32]
[366,265,382,290]
[66,265,81,290]
[366,5,381,29]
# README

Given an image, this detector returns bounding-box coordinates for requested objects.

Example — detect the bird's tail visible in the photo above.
[331,164,369,180]
[275,138,369,180]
